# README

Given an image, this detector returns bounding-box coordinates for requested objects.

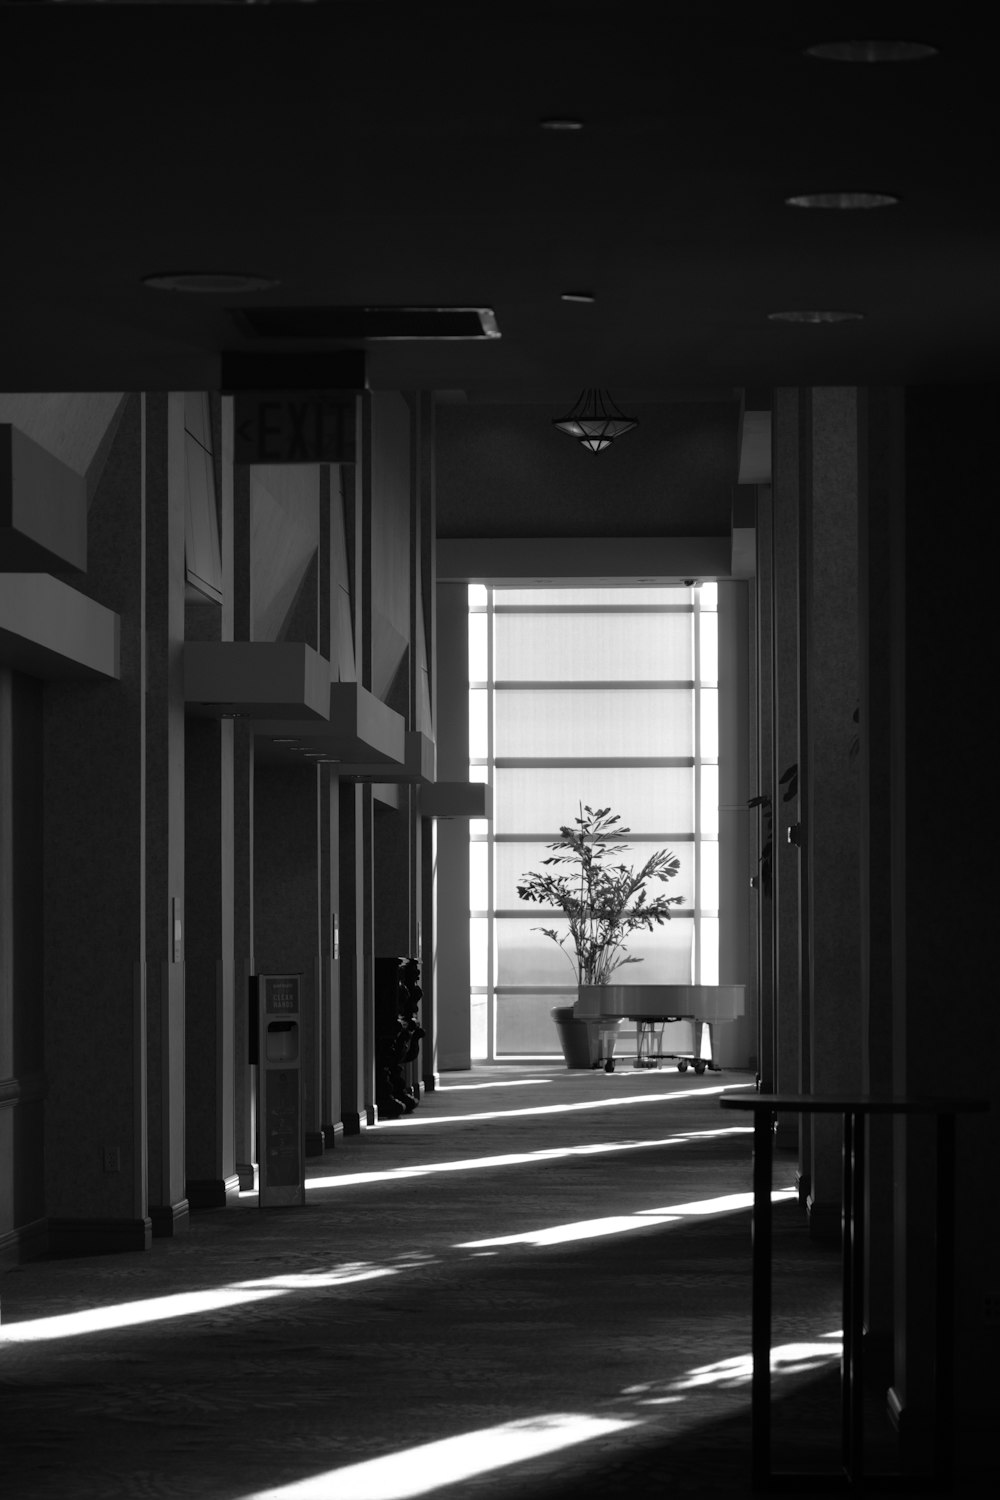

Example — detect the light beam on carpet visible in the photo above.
[249,1413,640,1499]
[458,1187,795,1248]
[372,1081,752,1128]
[305,1125,752,1190]
[0,1286,283,1343]
[0,1264,402,1344]
[436,1078,555,1090]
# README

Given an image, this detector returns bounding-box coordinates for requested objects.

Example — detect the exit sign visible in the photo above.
[233,393,357,464]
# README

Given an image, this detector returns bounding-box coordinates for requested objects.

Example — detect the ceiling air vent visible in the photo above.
[235,306,500,341]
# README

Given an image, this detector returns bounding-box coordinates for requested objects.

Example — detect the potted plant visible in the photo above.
[517,805,684,1065]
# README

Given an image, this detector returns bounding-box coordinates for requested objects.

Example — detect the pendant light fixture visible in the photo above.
[552,388,638,453]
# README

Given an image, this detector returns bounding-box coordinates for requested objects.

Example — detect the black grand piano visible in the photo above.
[574,983,745,1073]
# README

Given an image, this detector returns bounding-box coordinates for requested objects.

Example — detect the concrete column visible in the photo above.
[772,391,804,1156]
[320,765,341,1144]
[801,387,863,1238]
[338,781,374,1131]
[232,462,255,1187]
[144,392,188,1237]
[42,394,150,1255]
[254,764,324,1156]
[887,387,997,1478]
[374,796,416,956]
[752,487,776,1090]
[183,395,237,1208]
[0,669,46,1261]
[184,711,237,1207]
[434,583,471,1071]
[855,388,901,1368]
[717,580,751,1067]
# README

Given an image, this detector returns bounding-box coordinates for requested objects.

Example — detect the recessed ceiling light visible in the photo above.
[785,191,899,209]
[805,40,938,63]
[767,309,865,324]
[540,118,584,131]
[561,292,596,303]
[142,271,279,294]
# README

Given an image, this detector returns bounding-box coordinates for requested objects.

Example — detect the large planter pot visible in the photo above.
[550,1004,622,1070]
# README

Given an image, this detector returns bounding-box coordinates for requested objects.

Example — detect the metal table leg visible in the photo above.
[752,1107,774,1490]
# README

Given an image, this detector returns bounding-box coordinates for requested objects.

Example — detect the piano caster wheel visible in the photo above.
[677,1060,689,1073]
[694,1060,707,1075]
[604,1059,615,1073]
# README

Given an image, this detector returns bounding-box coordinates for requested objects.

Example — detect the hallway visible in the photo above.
[0,1064,858,1499]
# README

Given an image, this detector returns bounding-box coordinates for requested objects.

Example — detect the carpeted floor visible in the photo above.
[1,1064,895,1499]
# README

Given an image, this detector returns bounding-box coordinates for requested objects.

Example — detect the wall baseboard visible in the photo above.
[149,1199,190,1236]
[47,1216,152,1257]
[186,1177,240,1211]
[806,1194,840,1244]
[0,1216,49,1267]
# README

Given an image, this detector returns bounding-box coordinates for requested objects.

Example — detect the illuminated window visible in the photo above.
[469,585,720,1059]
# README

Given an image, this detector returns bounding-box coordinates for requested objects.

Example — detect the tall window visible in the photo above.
[468,585,719,1060]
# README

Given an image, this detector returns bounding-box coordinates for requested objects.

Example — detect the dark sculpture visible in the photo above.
[374,956,424,1118]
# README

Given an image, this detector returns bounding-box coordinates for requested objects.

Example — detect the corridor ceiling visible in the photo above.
[2,2,997,400]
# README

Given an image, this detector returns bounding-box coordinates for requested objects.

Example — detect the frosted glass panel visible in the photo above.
[495,614,693,682]
[496,839,695,912]
[496,913,692,986]
[495,994,565,1055]
[468,612,488,681]
[497,919,580,986]
[698,612,718,684]
[700,687,719,760]
[470,993,489,1060]
[699,918,720,984]
[470,841,489,912]
[605,919,693,983]
[469,689,488,759]
[698,583,718,611]
[470,917,489,987]
[498,587,693,607]
[495,689,693,758]
[700,764,719,839]
[494,767,694,836]
[700,840,719,913]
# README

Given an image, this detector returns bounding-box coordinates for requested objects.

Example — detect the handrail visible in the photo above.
[719,1092,988,1493]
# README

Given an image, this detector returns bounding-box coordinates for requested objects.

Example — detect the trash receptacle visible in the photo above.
[550,1005,619,1069]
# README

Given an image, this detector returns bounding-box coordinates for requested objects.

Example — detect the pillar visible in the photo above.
[856,387,901,1368]
[339,781,374,1131]
[801,387,864,1237]
[144,392,188,1236]
[232,462,255,1188]
[434,583,472,1071]
[888,386,997,1477]
[752,483,776,1090]
[184,394,238,1208]
[42,394,150,1254]
[254,764,325,1156]
[772,391,804,1155]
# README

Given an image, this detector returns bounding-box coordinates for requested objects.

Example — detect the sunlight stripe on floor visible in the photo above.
[251,1414,639,1499]
[372,1081,753,1127]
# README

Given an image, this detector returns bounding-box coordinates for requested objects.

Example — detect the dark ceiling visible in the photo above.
[2,2,997,401]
